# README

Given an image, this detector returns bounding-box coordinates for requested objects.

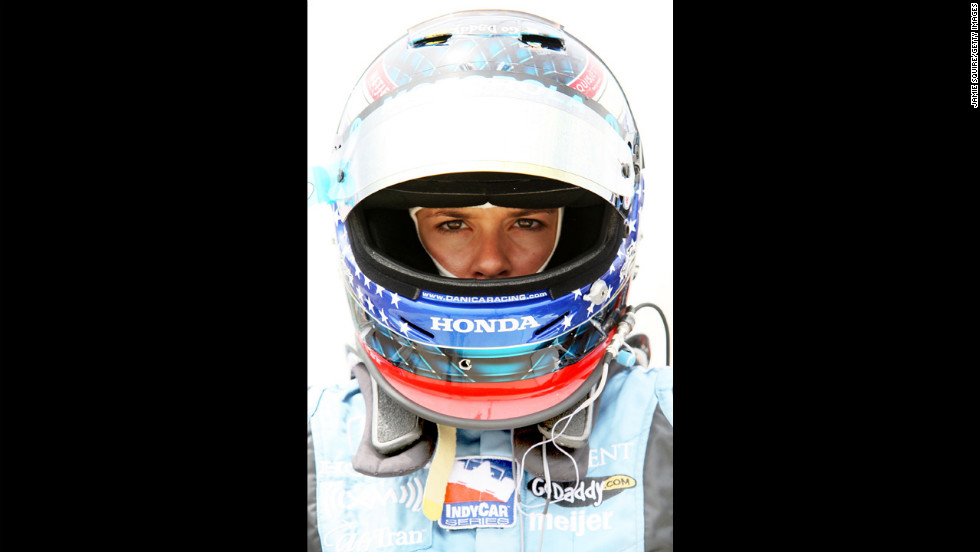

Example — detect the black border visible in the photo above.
[1,4,308,549]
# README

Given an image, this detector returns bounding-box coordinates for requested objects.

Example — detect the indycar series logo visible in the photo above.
[439,456,518,530]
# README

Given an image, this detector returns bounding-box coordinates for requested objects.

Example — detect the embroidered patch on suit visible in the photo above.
[438,456,517,530]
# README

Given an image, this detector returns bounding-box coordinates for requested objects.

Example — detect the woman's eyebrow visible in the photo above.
[507,208,558,217]
[428,209,469,219]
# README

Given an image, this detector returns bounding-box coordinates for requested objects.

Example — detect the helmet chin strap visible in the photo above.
[408,204,564,277]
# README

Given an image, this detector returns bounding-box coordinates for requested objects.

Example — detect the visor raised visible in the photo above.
[329,75,635,219]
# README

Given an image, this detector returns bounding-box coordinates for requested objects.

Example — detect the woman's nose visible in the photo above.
[469,232,512,279]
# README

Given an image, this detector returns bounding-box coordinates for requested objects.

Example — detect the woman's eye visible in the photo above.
[515,218,541,229]
[439,220,465,231]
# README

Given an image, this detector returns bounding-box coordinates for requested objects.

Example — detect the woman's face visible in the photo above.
[413,206,561,279]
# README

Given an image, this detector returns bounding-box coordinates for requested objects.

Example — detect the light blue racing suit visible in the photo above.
[307,360,672,552]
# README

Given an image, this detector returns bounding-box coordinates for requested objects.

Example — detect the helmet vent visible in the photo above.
[532,311,570,337]
[519,34,564,51]
[399,317,435,339]
[412,34,452,47]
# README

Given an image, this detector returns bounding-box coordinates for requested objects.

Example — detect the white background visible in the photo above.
[308,1,672,387]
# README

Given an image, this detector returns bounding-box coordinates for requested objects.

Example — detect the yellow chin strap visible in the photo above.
[421,424,457,521]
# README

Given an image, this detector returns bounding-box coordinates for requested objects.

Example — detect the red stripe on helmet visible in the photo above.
[362,332,615,422]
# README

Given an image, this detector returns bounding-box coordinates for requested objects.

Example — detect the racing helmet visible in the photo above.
[312,10,646,430]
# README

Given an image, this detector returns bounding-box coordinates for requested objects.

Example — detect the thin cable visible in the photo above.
[537,314,633,487]
[538,441,550,552]
[633,302,671,366]
[514,354,612,516]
